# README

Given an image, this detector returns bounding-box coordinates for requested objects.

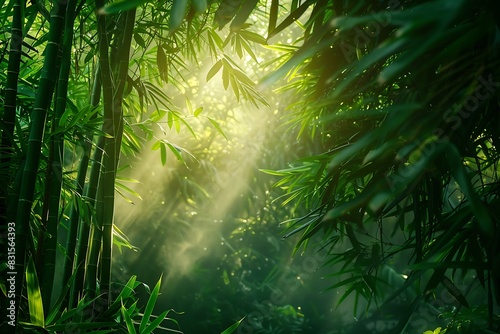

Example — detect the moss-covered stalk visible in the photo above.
[14,0,67,322]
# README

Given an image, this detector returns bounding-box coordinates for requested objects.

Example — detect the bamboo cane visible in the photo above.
[1,0,24,268]
[100,8,136,305]
[39,0,78,313]
[63,66,101,309]
[14,0,67,322]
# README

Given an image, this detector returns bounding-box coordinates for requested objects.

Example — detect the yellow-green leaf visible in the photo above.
[208,117,228,140]
[26,257,44,327]
[194,107,204,117]
[206,59,223,81]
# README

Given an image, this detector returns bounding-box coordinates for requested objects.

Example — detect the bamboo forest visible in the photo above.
[1,0,500,333]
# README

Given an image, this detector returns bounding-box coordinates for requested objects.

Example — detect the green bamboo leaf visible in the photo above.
[121,301,137,334]
[46,321,120,331]
[140,276,162,332]
[206,59,223,81]
[446,143,494,235]
[442,276,470,308]
[229,75,240,100]
[134,32,146,48]
[172,112,181,133]
[240,37,258,61]
[235,35,243,58]
[167,110,174,129]
[192,0,207,13]
[116,176,140,183]
[105,276,139,317]
[169,0,188,34]
[178,117,198,139]
[222,65,229,90]
[160,142,167,165]
[167,143,184,162]
[232,68,255,86]
[194,107,203,117]
[220,317,245,334]
[157,45,168,83]
[239,29,267,45]
[334,284,356,307]
[268,0,278,36]
[152,140,162,150]
[84,51,95,63]
[115,181,143,201]
[26,257,44,327]
[99,0,147,14]
[208,117,228,140]
[258,169,289,176]
[267,0,313,39]
[214,0,242,28]
[142,309,170,334]
[230,0,258,30]
[45,267,79,325]
[185,96,193,114]
[113,224,140,254]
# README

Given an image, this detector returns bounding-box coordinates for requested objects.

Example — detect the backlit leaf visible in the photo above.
[206,59,223,81]
[208,117,228,140]
[26,257,44,327]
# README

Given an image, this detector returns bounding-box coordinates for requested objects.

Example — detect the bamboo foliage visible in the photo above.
[261,0,500,331]
[0,0,265,331]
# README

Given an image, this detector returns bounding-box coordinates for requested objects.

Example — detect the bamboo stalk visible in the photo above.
[63,66,101,309]
[14,0,67,322]
[39,0,78,313]
[1,0,24,254]
[85,156,105,301]
[72,134,104,306]
[1,0,24,162]
[83,0,114,300]
[100,8,136,304]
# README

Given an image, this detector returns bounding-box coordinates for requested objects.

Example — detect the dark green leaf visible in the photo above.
[230,0,258,30]
[99,0,147,14]
[169,0,188,34]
